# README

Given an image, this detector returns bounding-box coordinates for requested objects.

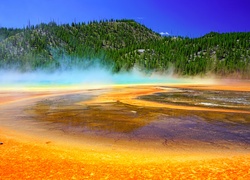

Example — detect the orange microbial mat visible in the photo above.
[0,81,250,179]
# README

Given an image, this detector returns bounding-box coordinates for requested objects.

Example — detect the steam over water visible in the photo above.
[0,67,191,87]
[0,61,250,152]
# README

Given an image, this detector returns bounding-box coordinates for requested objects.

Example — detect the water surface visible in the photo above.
[1,86,250,151]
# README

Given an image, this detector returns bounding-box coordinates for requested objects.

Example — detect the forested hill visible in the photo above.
[0,19,250,78]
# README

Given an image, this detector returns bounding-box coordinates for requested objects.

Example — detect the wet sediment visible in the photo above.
[1,84,250,179]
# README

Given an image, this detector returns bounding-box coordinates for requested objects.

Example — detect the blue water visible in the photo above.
[0,69,188,87]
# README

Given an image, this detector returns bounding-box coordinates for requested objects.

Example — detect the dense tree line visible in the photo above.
[0,19,249,78]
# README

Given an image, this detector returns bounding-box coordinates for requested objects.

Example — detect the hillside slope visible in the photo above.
[0,19,250,78]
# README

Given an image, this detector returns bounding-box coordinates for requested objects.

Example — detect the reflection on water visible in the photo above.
[28,94,156,133]
[1,87,250,150]
[22,87,250,148]
[140,87,250,110]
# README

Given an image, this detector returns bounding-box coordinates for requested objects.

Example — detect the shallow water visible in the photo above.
[1,86,250,151]
[141,87,250,111]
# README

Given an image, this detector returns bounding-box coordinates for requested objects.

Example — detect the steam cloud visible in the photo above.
[0,57,209,89]
[0,59,183,88]
[0,67,180,87]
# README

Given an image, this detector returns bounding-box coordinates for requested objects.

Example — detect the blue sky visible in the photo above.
[1,0,250,37]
